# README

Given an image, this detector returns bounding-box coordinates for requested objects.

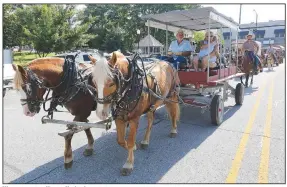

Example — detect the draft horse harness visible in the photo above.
[21,53,180,128]
[21,55,97,121]
[93,53,181,121]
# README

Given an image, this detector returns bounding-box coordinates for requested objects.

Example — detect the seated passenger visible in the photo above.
[160,29,193,68]
[266,44,278,63]
[192,31,219,72]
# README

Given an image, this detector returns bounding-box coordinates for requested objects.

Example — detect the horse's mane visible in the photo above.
[13,68,24,90]
[92,56,114,84]
[13,57,65,90]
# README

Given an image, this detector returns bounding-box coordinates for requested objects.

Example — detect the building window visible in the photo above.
[224,35,230,40]
[239,35,245,39]
[256,33,264,38]
[275,32,285,37]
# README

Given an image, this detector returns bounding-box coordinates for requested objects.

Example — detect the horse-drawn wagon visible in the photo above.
[142,7,245,125]
[11,7,247,175]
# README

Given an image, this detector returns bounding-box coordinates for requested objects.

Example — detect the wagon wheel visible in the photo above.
[3,88,6,97]
[235,83,244,105]
[210,95,224,126]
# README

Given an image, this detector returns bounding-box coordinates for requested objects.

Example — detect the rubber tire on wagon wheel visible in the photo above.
[3,88,6,97]
[235,83,244,105]
[210,95,224,126]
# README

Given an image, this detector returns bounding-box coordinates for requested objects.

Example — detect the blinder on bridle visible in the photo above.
[94,64,121,105]
[94,57,132,105]
[20,68,45,113]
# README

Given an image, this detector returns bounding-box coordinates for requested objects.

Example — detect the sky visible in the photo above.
[202,4,285,24]
[77,4,285,24]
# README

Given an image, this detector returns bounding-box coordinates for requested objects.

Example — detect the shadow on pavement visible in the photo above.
[243,86,259,96]
[9,103,239,184]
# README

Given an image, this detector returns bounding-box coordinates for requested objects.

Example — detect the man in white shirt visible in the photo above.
[160,29,193,68]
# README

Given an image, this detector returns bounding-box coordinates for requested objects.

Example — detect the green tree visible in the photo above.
[3,4,26,49]
[82,4,201,53]
[17,4,94,57]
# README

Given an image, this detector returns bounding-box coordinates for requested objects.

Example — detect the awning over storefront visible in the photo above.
[239,31,249,37]
[274,29,285,34]
[223,32,231,37]
[255,30,265,35]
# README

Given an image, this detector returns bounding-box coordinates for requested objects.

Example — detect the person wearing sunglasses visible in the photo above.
[192,31,219,72]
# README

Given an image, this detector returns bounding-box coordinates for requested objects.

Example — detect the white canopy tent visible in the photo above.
[141,7,240,81]
[142,7,239,31]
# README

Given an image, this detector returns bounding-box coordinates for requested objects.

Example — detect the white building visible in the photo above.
[222,20,285,49]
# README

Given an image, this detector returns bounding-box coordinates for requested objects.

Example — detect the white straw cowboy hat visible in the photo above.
[246,30,255,39]
[174,29,185,37]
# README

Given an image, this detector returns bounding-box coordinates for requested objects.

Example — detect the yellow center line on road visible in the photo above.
[225,81,267,183]
[258,79,274,183]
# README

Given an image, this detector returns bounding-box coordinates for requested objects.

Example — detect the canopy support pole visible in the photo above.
[229,28,232,65]
[236,28,239,68]
[219,26,223,79]
[166,24,168,55]
[207,17,210,83]
[148,19,150,56]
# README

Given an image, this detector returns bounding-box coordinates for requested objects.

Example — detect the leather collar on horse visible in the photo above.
[23,57,97,118]
[94,53,146,120]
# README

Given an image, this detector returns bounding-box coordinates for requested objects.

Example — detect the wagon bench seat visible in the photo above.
[178,66,238,87]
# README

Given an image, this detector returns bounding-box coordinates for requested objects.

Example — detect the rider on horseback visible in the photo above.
[242,31,260,74]
[266,44,278,63]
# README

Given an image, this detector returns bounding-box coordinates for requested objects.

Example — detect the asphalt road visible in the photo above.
[3,63,285,184]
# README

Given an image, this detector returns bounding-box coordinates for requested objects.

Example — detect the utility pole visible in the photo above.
[239,4,242,25]
[253,9,258,40]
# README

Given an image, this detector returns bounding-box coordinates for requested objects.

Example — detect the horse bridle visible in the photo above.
[20,53,84,112]
[20,68,46,110]
[94,59,133,105]
[94,53,146,119]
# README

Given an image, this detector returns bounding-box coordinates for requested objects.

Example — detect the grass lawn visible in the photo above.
[13,51,56,66]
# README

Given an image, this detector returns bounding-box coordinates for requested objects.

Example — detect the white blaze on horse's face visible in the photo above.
[96,83,111,120]
[19,89,36,117]
[92,57,114,120]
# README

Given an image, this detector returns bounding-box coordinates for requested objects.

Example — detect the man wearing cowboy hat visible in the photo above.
[160,29,193,68]
[242,30,260,74]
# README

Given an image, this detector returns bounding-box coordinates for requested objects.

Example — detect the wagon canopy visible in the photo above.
[141,7,240,32]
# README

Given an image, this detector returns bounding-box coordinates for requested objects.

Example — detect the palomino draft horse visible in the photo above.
[12,56,98,169]
[91,51,180,176]
[240,51,262,87]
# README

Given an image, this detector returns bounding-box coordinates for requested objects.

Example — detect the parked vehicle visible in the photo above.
[3,49,15,97]
[54,50,103,64]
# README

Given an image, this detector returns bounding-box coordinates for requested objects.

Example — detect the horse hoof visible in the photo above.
[169,133,177,138]
[64,160,73,169]
[140,143,149,150]
[83,149,93,156]
[121,168,133,176]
